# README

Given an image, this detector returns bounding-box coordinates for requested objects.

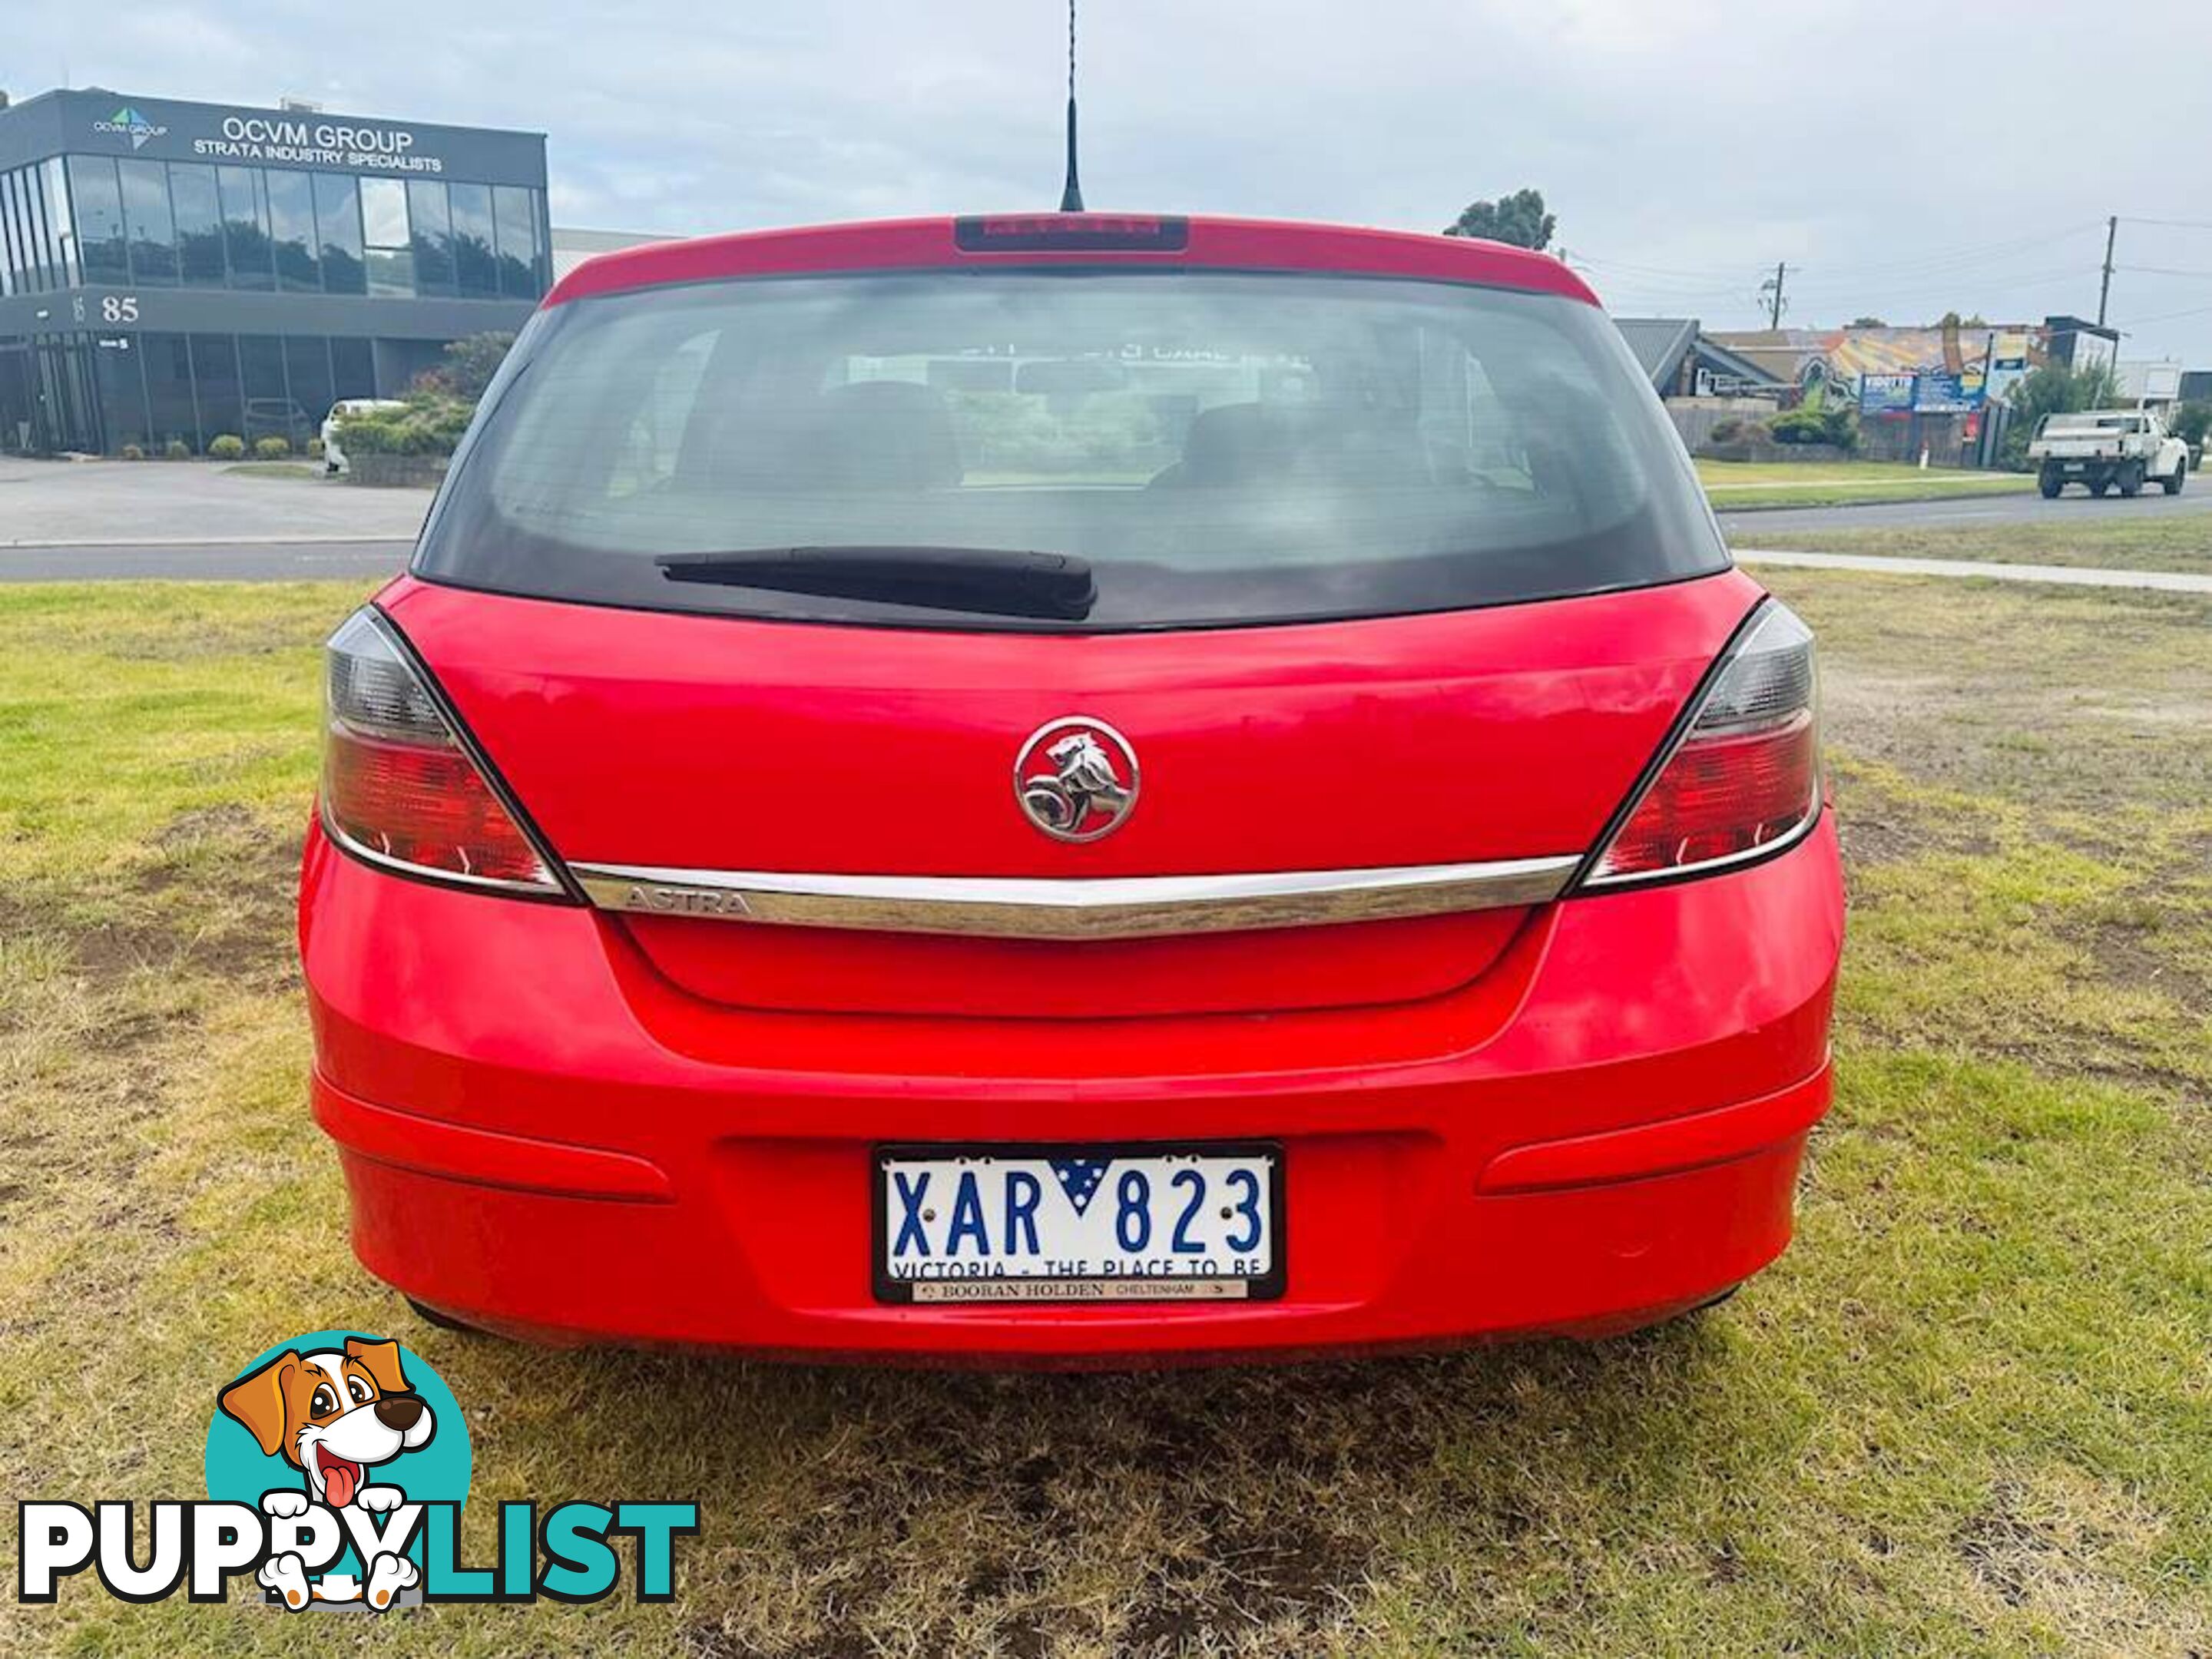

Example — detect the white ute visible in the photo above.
[2028,409,2188,498]
[320,399,409,477]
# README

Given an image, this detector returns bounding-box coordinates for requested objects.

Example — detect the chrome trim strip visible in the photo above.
[571,854,1580,940]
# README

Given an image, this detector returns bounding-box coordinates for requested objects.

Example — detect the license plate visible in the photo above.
[873,1141,1283,1303]
[2064,462,2086,472]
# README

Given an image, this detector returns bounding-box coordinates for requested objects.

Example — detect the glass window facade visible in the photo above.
[91,339,150,451]
[2,162,73,293]
[264,169,320,293]
[0,171,24,294]
[218,164,273,290]
[0,154,548,303]
[406,179,453,296]
[116,159,178,285]
[448,182,500,299]
[360,178,412,297]
[2,160,80,292]
[492,185,541,299]
[313,173,366,296]
[68,155,130,286]
[141,333,197,446]
[45,158,80,286]
[2,329,434,455]
[168,163,225,286]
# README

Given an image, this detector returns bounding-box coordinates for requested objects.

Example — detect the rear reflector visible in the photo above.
[1581,601,1821,887]
[320,608,566,896]
[955,214,1190,253]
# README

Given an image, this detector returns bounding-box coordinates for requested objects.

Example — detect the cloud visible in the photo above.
[8,0,2209,360]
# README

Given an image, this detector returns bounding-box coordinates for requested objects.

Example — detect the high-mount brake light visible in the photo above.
[954,214,1189,253]
[1579,600,1822,889]
[320,608,568,896]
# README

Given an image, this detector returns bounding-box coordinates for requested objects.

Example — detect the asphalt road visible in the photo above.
[0,538,413,581]
[5,485,2212,581]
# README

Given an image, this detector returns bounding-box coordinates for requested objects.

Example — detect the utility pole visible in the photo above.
[2096,215,2117,327]
[1759,262,1790,329]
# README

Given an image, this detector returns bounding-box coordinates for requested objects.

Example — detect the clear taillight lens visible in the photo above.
[320,608,565,895]
[1581,600,1821,887]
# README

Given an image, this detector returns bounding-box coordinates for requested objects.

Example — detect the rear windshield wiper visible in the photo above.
[655,545,1095,620]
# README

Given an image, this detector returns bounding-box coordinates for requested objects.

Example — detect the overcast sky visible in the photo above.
[9,0,2212,363]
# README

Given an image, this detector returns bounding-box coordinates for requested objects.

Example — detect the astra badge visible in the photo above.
[1015,717,1139,843]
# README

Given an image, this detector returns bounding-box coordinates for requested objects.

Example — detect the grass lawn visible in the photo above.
[1697,459,2035,510]
[2,578,2208,1656]
[219,461,326,482]
[1762,513,2212,575]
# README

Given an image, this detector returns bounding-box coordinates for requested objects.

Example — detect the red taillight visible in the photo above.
[1582,601,1822,887]
[320,608,566,896]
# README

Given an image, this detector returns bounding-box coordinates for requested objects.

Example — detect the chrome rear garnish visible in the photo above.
[571,856,1579,941]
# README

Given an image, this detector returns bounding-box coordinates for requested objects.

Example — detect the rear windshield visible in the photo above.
[416,270,1727,631]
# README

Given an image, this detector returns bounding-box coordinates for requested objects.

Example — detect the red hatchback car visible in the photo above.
[301,213,1843,1363]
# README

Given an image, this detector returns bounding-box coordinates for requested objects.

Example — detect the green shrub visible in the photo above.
[1767,409,1824,444]
[253,435,292,459]
[333,392,473,459]
[1707,417,1770,447]
[164,439,191,460]
[329,414,411,456]
[306,438,326,460]
[207,434,247,460]
[1770,406,1856,450]
[119,442,145,461]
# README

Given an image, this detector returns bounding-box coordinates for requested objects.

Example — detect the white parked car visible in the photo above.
[321,399,409,476]
[2028,409,2189,498]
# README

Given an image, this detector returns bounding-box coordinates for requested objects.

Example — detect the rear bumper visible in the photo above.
[300,814,1844,1362]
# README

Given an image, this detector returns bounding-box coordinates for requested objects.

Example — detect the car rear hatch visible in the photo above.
[381,571,1753,1016]
[380,220,1750,1018]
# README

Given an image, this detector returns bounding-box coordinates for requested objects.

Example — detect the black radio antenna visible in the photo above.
[1058,0,1084,211]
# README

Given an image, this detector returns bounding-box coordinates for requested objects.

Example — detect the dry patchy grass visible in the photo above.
[1769,513,2212,574]
[1,575,2208,1657]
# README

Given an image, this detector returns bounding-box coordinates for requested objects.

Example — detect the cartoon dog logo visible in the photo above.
[217,1336,435,1610]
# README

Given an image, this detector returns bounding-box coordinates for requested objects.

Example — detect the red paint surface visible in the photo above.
[547,214,1602,309]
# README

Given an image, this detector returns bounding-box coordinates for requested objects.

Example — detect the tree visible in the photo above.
[1847,316,1888,329]
[1999,359,2122,470]
[411,332,517,403]
[2169,400,2211,452]
[1442,188,1555,250]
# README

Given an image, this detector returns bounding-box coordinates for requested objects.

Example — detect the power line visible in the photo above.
[1567,222,2104,290]
[1796,223,2104,282]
